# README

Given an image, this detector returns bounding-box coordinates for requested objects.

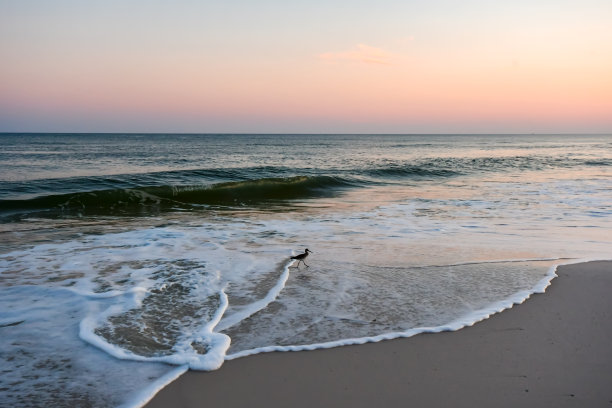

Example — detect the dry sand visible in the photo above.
[147,261,612,408]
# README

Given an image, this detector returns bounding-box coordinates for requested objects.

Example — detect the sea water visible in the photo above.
[1,134,611,407]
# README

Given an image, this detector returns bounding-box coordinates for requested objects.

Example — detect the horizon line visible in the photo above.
[1,132,610,136]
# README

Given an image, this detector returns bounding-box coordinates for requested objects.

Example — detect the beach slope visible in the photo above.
[147,261,612,408]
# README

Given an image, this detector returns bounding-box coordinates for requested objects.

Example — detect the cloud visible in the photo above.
[318,44,396,65]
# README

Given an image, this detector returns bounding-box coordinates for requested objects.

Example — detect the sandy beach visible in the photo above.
[147,261,612,408]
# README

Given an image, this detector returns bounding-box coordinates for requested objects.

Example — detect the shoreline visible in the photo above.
[146,261,612,408]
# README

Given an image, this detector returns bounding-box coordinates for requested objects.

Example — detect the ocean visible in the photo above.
[1,133,611,407]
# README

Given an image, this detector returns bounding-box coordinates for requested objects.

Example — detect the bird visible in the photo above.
[290,248,312,267]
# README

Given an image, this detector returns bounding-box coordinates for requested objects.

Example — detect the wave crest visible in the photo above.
[0,176,353,218]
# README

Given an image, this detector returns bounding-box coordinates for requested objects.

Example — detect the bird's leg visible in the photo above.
[304,261,309,267]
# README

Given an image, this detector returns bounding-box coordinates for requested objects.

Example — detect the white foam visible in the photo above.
[79,288,231,371]
[64,283,152,300]
[217,259,293,331]
[2,205,611,408]
[0,284,179,408]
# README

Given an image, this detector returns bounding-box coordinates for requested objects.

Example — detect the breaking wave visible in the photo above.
[0,176,355,218]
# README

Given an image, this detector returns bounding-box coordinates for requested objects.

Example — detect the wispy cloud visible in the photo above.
[318,44,396,65]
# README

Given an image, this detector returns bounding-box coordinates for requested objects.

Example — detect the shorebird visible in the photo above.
[291,248,312,267]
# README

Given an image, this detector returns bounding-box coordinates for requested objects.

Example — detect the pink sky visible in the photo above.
[1,1,611,133]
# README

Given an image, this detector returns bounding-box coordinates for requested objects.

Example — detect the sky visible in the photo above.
[1,0,611,133]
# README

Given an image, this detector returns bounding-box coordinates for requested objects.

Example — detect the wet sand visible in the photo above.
[146,261,612,408]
